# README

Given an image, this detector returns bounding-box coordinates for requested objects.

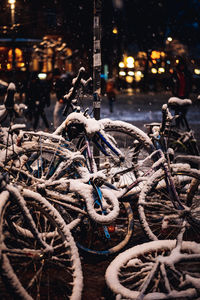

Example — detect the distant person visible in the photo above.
[170,57,192,128]
[106,78,118,113]
[25,72,50,131]
[52,68,73,129]
[171,57,192,99]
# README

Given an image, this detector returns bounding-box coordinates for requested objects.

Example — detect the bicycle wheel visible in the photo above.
[138,165,200,242]
[105,240,200,300]
[73,201,134,256]
[2,141,85,184]
[44,182,127,255]
[77,119,154,189]
[3,140,122,229]
[165,128,200,156]
[0,188,83,300]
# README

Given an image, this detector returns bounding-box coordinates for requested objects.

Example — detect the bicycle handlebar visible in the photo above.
[160,104,168,133]
[4,82,16,111]
[63,67,85,116]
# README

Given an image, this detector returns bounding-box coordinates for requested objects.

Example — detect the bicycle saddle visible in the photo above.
[168,97,192,108]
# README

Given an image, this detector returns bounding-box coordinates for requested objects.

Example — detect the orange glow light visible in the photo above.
[151,51,161,60]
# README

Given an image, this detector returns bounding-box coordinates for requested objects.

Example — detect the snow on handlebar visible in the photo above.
[63,67,92,116]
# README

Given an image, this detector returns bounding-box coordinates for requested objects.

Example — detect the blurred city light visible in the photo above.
[119,61,124,68]
[135,71,143,82]
[119,70,126,76]
[126,75,134,83]
[38,73,47,80]
[158,67,165,73]
[126,56,134,68]
[128,71,134,76]
[151,68,157,74]
[8,0,16,24]
[151,51,161,60]
[112,27,118,34]
[167,36,173,42]
[194,69,200,75]
[8,0,16,9]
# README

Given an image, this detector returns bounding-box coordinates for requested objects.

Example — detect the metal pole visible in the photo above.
[9,1,16,76]
[93,0,102,120]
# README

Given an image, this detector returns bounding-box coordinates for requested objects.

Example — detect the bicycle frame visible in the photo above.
[77,125,185,214]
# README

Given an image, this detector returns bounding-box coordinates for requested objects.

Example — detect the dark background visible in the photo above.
[1,0,200,63]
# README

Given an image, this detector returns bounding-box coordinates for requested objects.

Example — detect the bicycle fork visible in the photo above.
[84,136,111,239]
[158,151,185,211]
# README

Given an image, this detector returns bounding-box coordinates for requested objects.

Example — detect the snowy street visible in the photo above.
[44,90,200,146]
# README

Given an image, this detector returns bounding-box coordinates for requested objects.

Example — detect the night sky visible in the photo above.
[1,0,200,51]
[103,0,200,48]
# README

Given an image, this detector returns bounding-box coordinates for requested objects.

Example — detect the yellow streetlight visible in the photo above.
[8,0,16,5]
[8,0,16,26]
[8,0,16,71]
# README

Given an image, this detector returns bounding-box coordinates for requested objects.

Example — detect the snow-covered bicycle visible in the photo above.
[105,222,200,300]
[0,174,83,300]
[145,97,199,166]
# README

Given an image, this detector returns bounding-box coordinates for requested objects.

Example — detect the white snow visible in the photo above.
[168,97,192,106]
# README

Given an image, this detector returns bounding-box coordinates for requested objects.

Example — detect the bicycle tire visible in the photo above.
[44,186,128,255]
[77,119,154,189]
[73,201,134,256]
[138,165,200,242]
[2,134,131,254]
[3,142,121,227]
[2,141,125,251]
[0,188,83,300]
[165,128,200,156]
[105,239,200,300]
[1,141,85,183]
[101,119,154,184]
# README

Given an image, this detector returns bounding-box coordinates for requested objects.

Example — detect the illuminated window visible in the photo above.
[8,48,24,69]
